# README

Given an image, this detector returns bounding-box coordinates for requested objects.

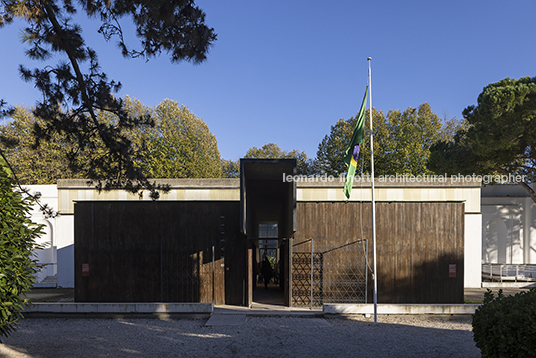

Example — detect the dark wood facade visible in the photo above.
[74,201,244,304]
[74,200,465,304]
[293,201,465,304]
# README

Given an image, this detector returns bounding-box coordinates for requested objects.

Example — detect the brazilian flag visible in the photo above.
[343,86,368,200]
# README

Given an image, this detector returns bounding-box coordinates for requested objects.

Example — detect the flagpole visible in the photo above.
[367,57,378,324]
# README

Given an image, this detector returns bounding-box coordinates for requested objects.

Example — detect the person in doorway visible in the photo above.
[261,255,273,289]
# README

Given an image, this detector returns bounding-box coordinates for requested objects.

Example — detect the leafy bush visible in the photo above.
[0,167,43,337]
[472,288,536,358]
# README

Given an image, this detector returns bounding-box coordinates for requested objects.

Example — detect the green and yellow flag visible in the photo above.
[343,86,368,200]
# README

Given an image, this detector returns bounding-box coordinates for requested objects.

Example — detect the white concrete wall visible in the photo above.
[482,184,536,265]
[25,185,58,286]
[25,184,74,288]
[55,215,74,288]
[31,218,56,283]
[528,197,536,263]
[465,214,482,288]
[481,202,523,264]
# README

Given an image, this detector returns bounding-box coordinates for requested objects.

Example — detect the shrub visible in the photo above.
[0,166,43,337]
[472,288,536,358]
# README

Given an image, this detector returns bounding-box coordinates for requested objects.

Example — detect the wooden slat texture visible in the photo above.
[293,202,464,304]
[74,201,243,304]
[75,200,465,305]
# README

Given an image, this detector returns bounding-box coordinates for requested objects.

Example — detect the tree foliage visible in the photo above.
[0,167,43,337]
[221,159,240,179]
[381,103,443,175]
[472,288,536,358]
[315,108,385,176]
[221,143,314,178]
[1,98,222,182]
[0,0,216,195]
[428,77,536,202]
[245,143,314,175]
[0,106,84,184]
[140,99,222,178]
[317,103,461,177]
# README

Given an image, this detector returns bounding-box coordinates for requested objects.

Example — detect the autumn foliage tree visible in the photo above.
[1,98,222,182]
[220,143,314,178]
[316,103,463,177]
[139,99,222,179]
[315,108,386,176]
[0,106,84,184]
[245,143,313,175]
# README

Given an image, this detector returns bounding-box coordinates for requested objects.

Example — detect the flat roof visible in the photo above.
[58,177,481,190]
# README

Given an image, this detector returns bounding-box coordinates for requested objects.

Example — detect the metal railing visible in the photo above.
[482,264,536,282]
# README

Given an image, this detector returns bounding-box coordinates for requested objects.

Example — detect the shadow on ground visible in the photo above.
[1,315,480,358]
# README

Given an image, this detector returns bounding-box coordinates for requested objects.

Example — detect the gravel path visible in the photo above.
[1,315,480,358]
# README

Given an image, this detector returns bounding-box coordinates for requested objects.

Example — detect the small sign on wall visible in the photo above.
[82,263,90,277]
[449,264,456,278]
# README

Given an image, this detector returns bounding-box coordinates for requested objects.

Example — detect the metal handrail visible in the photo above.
[482,263,536,282]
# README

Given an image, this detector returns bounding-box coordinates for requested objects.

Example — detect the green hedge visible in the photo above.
[472,288,536,358]
[0,167,43,337]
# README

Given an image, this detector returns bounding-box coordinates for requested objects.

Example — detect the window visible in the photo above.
[259,223,278,258]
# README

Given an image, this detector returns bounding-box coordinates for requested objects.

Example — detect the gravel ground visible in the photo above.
[0,315,479,358]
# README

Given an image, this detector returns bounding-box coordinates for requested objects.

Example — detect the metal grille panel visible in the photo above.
[292,239,367,307]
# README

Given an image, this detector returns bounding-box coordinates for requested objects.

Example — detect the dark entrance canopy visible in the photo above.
[240,159,297,239]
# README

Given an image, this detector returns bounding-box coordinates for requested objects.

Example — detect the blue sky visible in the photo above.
[1,0,535,162]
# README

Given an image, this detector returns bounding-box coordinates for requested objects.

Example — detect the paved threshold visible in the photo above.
[214,304,323,317]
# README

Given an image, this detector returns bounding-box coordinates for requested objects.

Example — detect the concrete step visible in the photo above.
[33,275,58,288]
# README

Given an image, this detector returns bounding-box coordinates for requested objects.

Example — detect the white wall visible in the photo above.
[25,185,58,286]
[528,197,536,263]
[55,215,74,288]
[481,203,522,264]
[482,184,536,265]
[24,185,75,288]
[465,214,482,288]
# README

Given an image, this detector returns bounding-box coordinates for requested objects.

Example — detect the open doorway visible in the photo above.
[240,159,296,307]
[252,224,284,305]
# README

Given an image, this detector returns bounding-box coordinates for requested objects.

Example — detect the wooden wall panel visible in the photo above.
[75,200,464,305]
[293,201,465,304]
[74,201,243,304]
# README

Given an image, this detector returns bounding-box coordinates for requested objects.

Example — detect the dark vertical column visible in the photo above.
[247,243,253,307]
[284,238,292,307]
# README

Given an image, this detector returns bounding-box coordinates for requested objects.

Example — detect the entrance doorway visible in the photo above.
[249,237,291,307]
[240,159,296,307]
[252,225,284,305]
